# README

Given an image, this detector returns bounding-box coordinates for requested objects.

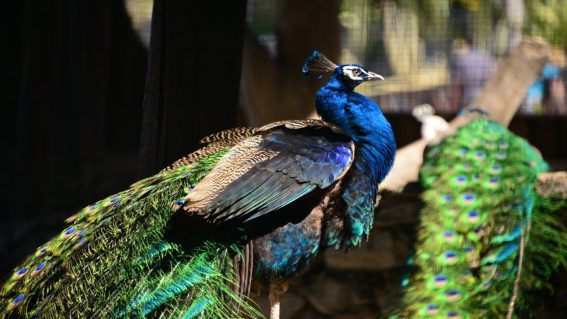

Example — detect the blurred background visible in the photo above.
[1,0,566,317]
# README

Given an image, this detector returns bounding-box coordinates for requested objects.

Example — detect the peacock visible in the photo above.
[391,114,567,318]
[0,50,396,319]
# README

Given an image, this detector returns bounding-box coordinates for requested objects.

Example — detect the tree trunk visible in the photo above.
[241,0,340,125]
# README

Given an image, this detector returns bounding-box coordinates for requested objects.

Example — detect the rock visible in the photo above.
[300,274,354,315]
[324,245,403,271]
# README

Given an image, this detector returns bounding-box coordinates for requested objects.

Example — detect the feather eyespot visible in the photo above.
[445,290,460,301]
[73,237,88,248]
[434,275,447,287]
[462,193,476,204]
[467,210,480,223]
[35,247,47,257]
[425,304,439,315]
[490,164,502,174]
[8,294,25,310]
[443,231,455,242]
[61,227,77,239]
[443,251,458,264]
[13,268,27,279]
[104,196,121,207]
[171,199,186,211]
[464,246,476,260]
[447,311,461,318]
[71,230,87,242]
[32,262,47,275]
[454,176,467,186]
[486,177,499,188]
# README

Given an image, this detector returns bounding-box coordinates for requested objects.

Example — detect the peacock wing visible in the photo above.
[182,120,355,224]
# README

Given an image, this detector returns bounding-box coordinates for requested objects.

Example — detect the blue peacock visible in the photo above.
[391,116,567,319]
[0,51,396,319]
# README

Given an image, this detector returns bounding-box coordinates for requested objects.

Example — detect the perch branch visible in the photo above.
[536,171,567,198]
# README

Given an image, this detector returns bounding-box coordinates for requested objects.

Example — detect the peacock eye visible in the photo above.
[353,69,361,76]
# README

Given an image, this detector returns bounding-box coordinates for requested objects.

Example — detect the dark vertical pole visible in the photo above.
[139,0,248,177]
[3,0,147,275]
[15,0,64,218]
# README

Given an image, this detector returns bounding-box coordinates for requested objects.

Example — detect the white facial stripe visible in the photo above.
[343,66,365,81]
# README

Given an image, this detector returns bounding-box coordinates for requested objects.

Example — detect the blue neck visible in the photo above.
[315,74,396,185]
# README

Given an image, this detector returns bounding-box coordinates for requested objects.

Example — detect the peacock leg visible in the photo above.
[268,280,289,319]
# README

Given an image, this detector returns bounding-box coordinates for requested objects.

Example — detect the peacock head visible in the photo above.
[302,50,383,90]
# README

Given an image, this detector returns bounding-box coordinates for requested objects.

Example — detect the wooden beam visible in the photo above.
[380,38,550,193]
[536,171,567,199]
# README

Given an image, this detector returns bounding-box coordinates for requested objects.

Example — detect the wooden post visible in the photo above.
[380,38,550,193]
[139,0,248,177]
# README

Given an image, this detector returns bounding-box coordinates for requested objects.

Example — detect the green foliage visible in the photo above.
[524,0,567,49]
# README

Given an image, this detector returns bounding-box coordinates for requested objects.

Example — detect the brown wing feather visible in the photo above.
[181,122,355,224]
[165,119,341,174]
[199,127,258,144]
[162,127,260,172]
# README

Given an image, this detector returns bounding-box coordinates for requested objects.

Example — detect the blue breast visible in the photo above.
[254,217,321,279]
[316,73,396,248]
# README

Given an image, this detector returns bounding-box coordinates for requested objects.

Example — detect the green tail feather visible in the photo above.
[391,119,567,319]
[1,149,262,318]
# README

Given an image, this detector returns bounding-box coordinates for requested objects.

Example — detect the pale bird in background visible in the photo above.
[412,104,452,145]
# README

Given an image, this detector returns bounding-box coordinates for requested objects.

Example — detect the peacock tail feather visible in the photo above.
[0,149,262,319]
[393,119,567,319]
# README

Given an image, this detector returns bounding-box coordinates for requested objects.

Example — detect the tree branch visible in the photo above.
[536,171,567,198]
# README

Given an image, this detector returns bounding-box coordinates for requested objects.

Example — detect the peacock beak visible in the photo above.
[365,71,384,81]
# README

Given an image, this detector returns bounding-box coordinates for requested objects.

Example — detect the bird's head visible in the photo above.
[302,50,383,90]
[335,64,384,89]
